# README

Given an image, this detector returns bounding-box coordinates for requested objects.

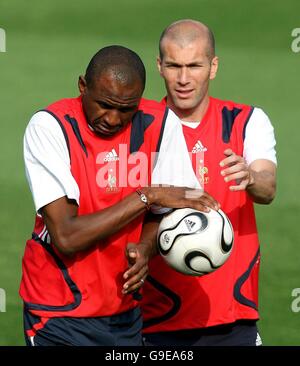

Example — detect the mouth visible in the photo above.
[93,124,120,136]
[92,121,121,136]
[175,89,194,99]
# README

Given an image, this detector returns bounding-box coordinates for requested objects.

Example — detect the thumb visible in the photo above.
[223,148,233,157]
[126,243,138,265]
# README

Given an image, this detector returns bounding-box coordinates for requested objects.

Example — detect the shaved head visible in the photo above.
[85,45,146,91]
[157,19,219,121]
[159,19,215,60]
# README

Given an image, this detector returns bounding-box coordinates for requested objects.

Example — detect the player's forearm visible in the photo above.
[43,193,147,256]
[139,213,162,259]
[43,187,219,256]
[246,169,276,204]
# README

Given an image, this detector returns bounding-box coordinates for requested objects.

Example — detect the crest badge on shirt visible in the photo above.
[102,149,120,193]
[107,169,117,189]
[191,140,209,186]
[199,165,209,185]
[104,165,119,193]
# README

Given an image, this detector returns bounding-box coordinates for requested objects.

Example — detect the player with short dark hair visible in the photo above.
[20,45,219,346]
[85,45,146,88]
[141,20,277,346]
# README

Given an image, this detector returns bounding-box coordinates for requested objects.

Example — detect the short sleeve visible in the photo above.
[24,111,80,212]
[243,108,277,165]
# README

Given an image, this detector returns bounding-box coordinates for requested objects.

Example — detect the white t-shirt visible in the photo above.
[24,107,276,212]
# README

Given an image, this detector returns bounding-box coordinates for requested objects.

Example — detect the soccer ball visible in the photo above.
[157,208,234,276]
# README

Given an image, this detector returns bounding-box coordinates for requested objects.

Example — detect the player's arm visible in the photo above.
[245,159,276,204]
[220,150,276,204]
[41,195,147,256]
[42,187,219,256]
[123,212,161,294]
[220,108,277,204]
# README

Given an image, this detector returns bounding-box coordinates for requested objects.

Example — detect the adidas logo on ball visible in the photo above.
[184,219,196,231]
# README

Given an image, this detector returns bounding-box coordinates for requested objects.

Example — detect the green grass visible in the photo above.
[0,0,300,345]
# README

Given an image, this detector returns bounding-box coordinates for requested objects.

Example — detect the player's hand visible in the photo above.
[123,242,149,295]
[220,149,254,191]
[146,187,220,213]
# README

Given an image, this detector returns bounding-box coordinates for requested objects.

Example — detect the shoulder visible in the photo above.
[26,97,82,136]
[211,97,271,117]
[38,97,82,128]
[27,97,78,128]
[26,110,63,134]
[24,110,68,149]
[249,106,271,122]
[211,97,272,133]
[245,107,274,133]
[45,97,80,112]
[138,97,167,115]
[210,96,252,112]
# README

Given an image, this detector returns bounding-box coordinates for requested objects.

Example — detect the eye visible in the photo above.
[120,106,136,113]
[166,64,180,69]
[97,101,112,109]
[189,64,203,69]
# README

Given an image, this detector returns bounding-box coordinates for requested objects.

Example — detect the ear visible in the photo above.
[209,56,219,80]
[78,75,87,94]
[157,56,163,77]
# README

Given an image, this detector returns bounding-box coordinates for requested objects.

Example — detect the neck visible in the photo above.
[167,94,210,122]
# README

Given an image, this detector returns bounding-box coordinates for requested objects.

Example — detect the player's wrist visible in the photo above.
[138,239,158,259]
[136,187,153,210]
[139,187,157,206]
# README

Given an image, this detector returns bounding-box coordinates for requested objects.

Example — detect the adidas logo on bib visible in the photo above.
[192,140,207,154]
[104,149,119,162]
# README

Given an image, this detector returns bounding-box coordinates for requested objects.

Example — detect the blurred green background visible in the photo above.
[0,0,299,345]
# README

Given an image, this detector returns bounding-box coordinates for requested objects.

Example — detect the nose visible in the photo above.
[103,109,122,127]
[178,67,189,85]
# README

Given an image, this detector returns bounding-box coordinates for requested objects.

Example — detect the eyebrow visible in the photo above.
[96,99,138,109]
[164,60,205,67]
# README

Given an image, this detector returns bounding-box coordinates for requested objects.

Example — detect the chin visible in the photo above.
[174,101,196,111]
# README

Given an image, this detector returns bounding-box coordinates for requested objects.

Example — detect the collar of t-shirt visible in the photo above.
[180,120,200,129]
[160,97,200,129]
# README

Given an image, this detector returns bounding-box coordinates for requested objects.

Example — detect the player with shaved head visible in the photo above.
[141,20,277,346]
